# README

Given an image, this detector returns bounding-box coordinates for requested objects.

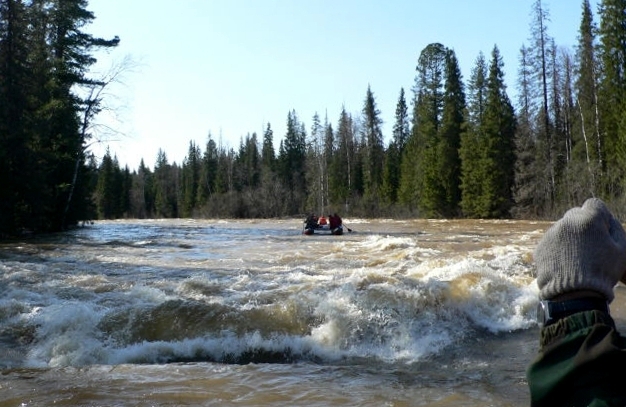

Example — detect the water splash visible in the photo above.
[0,219,540,369]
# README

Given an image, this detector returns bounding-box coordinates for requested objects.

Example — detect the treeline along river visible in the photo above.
[4,218,626,406]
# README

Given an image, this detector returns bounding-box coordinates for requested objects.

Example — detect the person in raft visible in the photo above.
[527,198,626,406]
[318,215,327,226]
[304,213,318,230]
[328,213,342,232]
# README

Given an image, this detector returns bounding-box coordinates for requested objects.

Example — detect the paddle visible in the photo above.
[344,223,353,233]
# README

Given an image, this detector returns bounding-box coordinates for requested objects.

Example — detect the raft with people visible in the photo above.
[303,213,344,235]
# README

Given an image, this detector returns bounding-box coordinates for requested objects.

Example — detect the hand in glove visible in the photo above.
[534,198,626,302]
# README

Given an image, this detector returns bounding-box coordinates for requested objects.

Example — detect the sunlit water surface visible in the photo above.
[3,218,626,406]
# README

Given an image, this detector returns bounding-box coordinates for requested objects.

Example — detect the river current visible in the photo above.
[3,217,626,406]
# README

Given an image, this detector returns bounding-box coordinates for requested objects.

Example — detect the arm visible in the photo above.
[527,198,626,406]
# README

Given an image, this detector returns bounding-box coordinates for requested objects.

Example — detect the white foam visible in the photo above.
[3,219,542,369]
[26,302,108,367]
[126,284,172,304]
[410,247,537,332]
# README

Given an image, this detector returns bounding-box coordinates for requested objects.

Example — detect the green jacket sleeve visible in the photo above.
[527,311,626,406]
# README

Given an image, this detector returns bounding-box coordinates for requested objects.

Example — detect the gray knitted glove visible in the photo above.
[535,198,626,302]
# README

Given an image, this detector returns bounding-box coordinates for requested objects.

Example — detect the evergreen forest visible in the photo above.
[2,0,626,236]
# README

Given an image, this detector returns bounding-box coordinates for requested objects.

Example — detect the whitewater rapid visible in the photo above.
[0,218,549,406]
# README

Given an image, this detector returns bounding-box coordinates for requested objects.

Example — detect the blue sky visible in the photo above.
[86,0,595,170]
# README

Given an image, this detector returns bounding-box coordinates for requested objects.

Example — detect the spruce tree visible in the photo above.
[261,123,276,174]
[481,46,517,217]
[229,132,261,216]
[399,43,447,214]
[306,112,325,213]
[329,107,354,207]
[131,159,153,218]
[382,88,409,204]
[278,110,306,213]
[0,0,31,233]
[0,0,119,233]
[258,123,284,217]
[214,146,234,195]
[513,45,540,218]
[180,140,201,217]
[360,85,385,200]
[197,134,219,205]
[573,0,602,195]
[233,133,260,191]
[438,49,465,216]
[558,49,585,207]
[118,163,131,218]
[528,0,557,212]
[95,148,117,219]
[153,149,178,218]
[460,53,488,217]
[33,0,119,229]
[400,43,456,217]
[323,116,334,206]
[597,0,626,197]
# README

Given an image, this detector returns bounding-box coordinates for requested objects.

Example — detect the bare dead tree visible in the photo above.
[62,55,139,228]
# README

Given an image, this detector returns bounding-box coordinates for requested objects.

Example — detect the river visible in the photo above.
[2,217,626,406]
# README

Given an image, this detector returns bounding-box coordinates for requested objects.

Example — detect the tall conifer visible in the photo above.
[278,110,307,213]
[597,0,626,196]
[0,0,119,233]
[513,45,541,217]
[574,0,602,190]
[329,107,354,206]
[460,53,488,217]
[0,0,31,233]
[438,49,465,216]
[180,141,201,217]
[400,43,447,215]
[382,88,409,204]
[481,46,516,217]
[360,85,385,199]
